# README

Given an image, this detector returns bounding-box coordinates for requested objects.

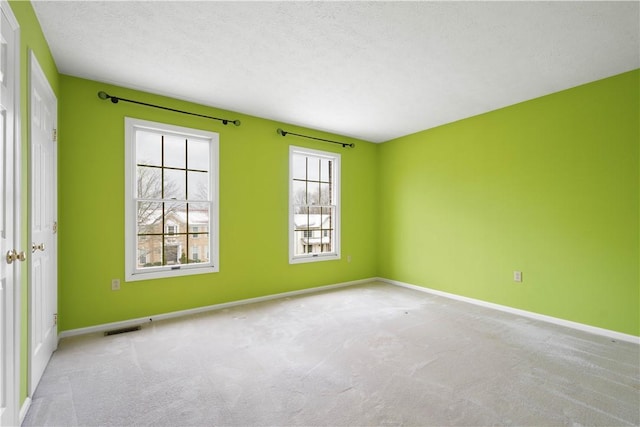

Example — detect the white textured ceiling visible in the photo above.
[33,1,639,143]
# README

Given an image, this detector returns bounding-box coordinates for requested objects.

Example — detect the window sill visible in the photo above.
[289,253,340,265]
[125,264,219,282]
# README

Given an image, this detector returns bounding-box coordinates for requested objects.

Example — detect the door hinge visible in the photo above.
[54,313,58,326]
[53,128,57,142]
[53,221,58,234]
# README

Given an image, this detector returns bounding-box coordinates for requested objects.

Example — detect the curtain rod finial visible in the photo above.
[233,120,241,126]
[277,128,287,137]
[97,91,109,100]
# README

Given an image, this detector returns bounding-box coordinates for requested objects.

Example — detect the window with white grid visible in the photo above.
[289,146,340,263]
[125,117,219,281]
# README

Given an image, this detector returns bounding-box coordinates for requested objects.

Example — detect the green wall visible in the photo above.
[58,75,379,331]
[379,70,639,336]
[8,0,60,406]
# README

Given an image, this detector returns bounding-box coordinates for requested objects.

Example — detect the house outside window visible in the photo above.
[124,117,219,281]
[289,145,340,263]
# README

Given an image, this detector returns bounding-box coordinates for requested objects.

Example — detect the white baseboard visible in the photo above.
[59,277,376,339]
[379,277,640,345]
[19,397,31,425]
[59,276,639,345]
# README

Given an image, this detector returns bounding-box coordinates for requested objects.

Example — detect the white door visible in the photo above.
[29,51,57,395]
[0,3,21,426]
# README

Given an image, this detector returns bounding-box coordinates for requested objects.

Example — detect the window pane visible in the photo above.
[319,183,331,205]
[164,169,186,200]
[293,229,306,257]
[137,235,163,268]
[164,134,186,168]
[188,171,209,200]
[307,156,320,181]
[308,212,322,228]
[165,202,187,229]
[188,203,209,231]
[320,159,331,183]
[187,138,209,171]
[292,180,306,206]
[321,206,334,252]
[164,234,187,265]
[321,206,334,229]
[308,181,320,205]
[309,205,322,215]
[293,206,309,230]
[292,154,307,180]
[136,130,162,166]
[188,235,209,264]
[136,166,162,199]
[137,201,163,234]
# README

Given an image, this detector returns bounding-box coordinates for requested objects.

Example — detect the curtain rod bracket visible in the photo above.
[276,128,354,148]
[97,91,241,126]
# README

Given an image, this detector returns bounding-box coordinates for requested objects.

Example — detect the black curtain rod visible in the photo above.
[276,128,354,148]
[97,91,241,126]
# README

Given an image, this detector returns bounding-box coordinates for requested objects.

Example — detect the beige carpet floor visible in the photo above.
[23,281,639,426]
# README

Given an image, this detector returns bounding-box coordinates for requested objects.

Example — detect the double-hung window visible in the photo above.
[125,117,219,281]
[289,146,340,263]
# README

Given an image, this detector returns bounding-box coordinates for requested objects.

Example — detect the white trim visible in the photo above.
[124,117,219,281]
[19,397,31,425]
[59,277,375,338]
[59,276,640,345]
[380,278,640,345]
[0,2,21,426]
[289,145,341,264]
[12,37,22,427]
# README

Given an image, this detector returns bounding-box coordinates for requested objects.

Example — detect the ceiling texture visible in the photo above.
[32,1,639,143]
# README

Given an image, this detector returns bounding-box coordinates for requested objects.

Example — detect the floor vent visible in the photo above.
[104,325,141,336]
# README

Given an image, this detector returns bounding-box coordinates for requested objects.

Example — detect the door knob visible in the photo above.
[32,242,45,253]
[6,250,26,264]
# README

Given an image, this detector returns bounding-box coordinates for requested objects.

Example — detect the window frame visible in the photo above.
[124,117,219,281]
[289,145,341,264]
[166,224,178,236]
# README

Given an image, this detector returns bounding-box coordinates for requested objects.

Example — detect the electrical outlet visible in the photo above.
[111,279,121,291]
[513,271,522,283]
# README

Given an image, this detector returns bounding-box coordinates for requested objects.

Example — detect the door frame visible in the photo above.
[27,49,57,397]
[0,1,21,425]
